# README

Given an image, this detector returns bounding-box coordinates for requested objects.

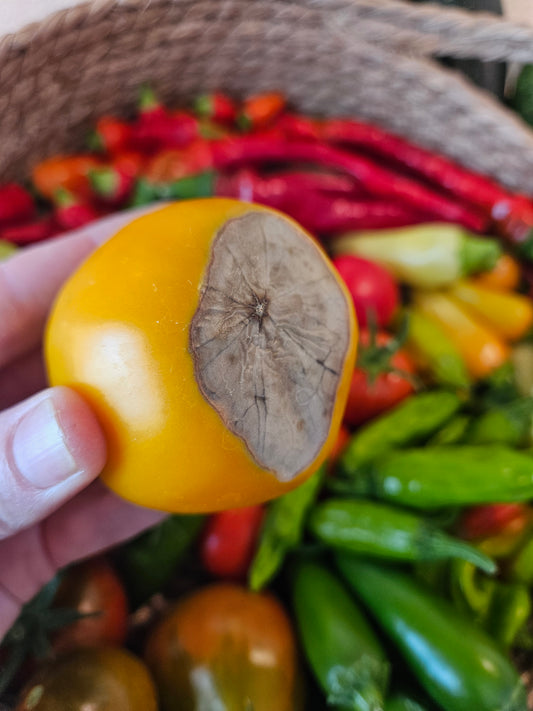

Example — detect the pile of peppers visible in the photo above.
[3,88,533,711]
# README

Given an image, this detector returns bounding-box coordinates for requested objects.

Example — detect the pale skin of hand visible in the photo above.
[0,208,165,640]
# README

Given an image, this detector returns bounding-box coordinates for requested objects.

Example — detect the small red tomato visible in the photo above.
[458,504,531,541]
[332,254,399,328]
[343,329,416,427]
[51,557,129,654]
[201,506,265,580]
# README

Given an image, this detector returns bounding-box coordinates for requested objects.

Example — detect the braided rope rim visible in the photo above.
[1,0,533,193]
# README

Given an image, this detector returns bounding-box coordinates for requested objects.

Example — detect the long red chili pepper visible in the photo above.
[0,184,36,225]
[321,118,509,212]
[285,194,426,234]
[274,112,321,142]
[215,168,361,207]
[209,136,489,232]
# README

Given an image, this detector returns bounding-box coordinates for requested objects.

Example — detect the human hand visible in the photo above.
[0,208,165,640]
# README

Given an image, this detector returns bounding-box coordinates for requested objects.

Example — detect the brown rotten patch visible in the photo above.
[189,211,352,481]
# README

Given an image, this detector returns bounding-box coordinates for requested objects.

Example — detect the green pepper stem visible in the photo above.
[427,530,497,575]
[460,234,501,276]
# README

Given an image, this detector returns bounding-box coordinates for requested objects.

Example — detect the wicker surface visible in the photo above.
[1,0,533,193]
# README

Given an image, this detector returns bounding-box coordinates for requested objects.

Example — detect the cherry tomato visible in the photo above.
[45,199,357,513]
[332,254,399,328]
[145,582,303,711]
[15,647,157,711]
[201,506,265,580]
[51,557,128,654]
[343,329,416,427]
[458,504,531,541]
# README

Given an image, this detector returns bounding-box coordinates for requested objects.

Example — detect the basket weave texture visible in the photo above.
[1,0,533,193]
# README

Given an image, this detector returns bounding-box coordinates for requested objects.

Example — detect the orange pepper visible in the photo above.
[473,253,521,292]
[413,291,509,379]
[449,279,533,342]
[238,92,287,131]
[32,154,102,200]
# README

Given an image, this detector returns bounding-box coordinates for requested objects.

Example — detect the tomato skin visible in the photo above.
[15,647,157,711]
[52,557,128,654]
[458,504,531,541]
[332,254,399,328]
[201,506,265,580]
[145,583,303,711]
[343,330,416,428]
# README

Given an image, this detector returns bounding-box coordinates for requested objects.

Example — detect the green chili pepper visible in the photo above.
[466,397,533,447]
[404,307,470,390]
[485,582,531,649]
[509,535,533,584]
[448,558,495,622]
[291,559,389,711]
[248,466,325,591]
[428,414,471,445]
[338,391,462,477]
[115,514,205,606]
[335,555,528,711]
[309,499,495,573]
[349,445,533,509]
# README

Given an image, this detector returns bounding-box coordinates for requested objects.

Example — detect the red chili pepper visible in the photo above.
[274,112,321,142]
[237,92,287,131]
[137,84,167,122]
[321,118,510,213]
[288,194,426,234]
[88,116,133,155]
[0,215,57,244]
[201,506,265,580]
[194,92,237,125]
[53,188,101,231]
[131,87,199,152]
[215,168,360,208]
[492,196,533,258]
[89,165,135,205]
[0,183,36,225]
[458,504,531,541]
[209,136,488,231]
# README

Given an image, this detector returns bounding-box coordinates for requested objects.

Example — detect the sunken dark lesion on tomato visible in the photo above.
[189,211,352,481]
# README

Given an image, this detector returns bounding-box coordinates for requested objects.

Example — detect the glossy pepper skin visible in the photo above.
[291,560,389,711]
[336,555,528,711]
[45,199,356,513]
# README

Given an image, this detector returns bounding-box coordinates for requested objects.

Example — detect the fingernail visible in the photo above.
[12,397,79,489]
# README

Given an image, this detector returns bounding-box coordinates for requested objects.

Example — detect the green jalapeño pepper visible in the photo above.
[309,499,495,573]
[291,559,389,711]
[350,445,533,509]
[338,391,462,477]
[335,555,528,711]
[386,691,438,711]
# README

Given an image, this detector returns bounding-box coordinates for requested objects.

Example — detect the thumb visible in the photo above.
[0,386,106,538]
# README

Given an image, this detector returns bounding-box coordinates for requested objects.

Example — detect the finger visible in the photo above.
[0,386,106,538]
[0,205,162,369]
[0,348,46,410]
[0,482,164,638]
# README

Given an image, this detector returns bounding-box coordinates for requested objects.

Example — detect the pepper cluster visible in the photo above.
[4,88,533,711]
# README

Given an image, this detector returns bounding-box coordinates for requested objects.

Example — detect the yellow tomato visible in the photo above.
[45,199,356,512]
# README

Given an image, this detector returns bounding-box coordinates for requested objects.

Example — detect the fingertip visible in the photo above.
[51,385,107,478]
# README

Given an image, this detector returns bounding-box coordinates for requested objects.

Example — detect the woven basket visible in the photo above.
[2,0,533,193]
